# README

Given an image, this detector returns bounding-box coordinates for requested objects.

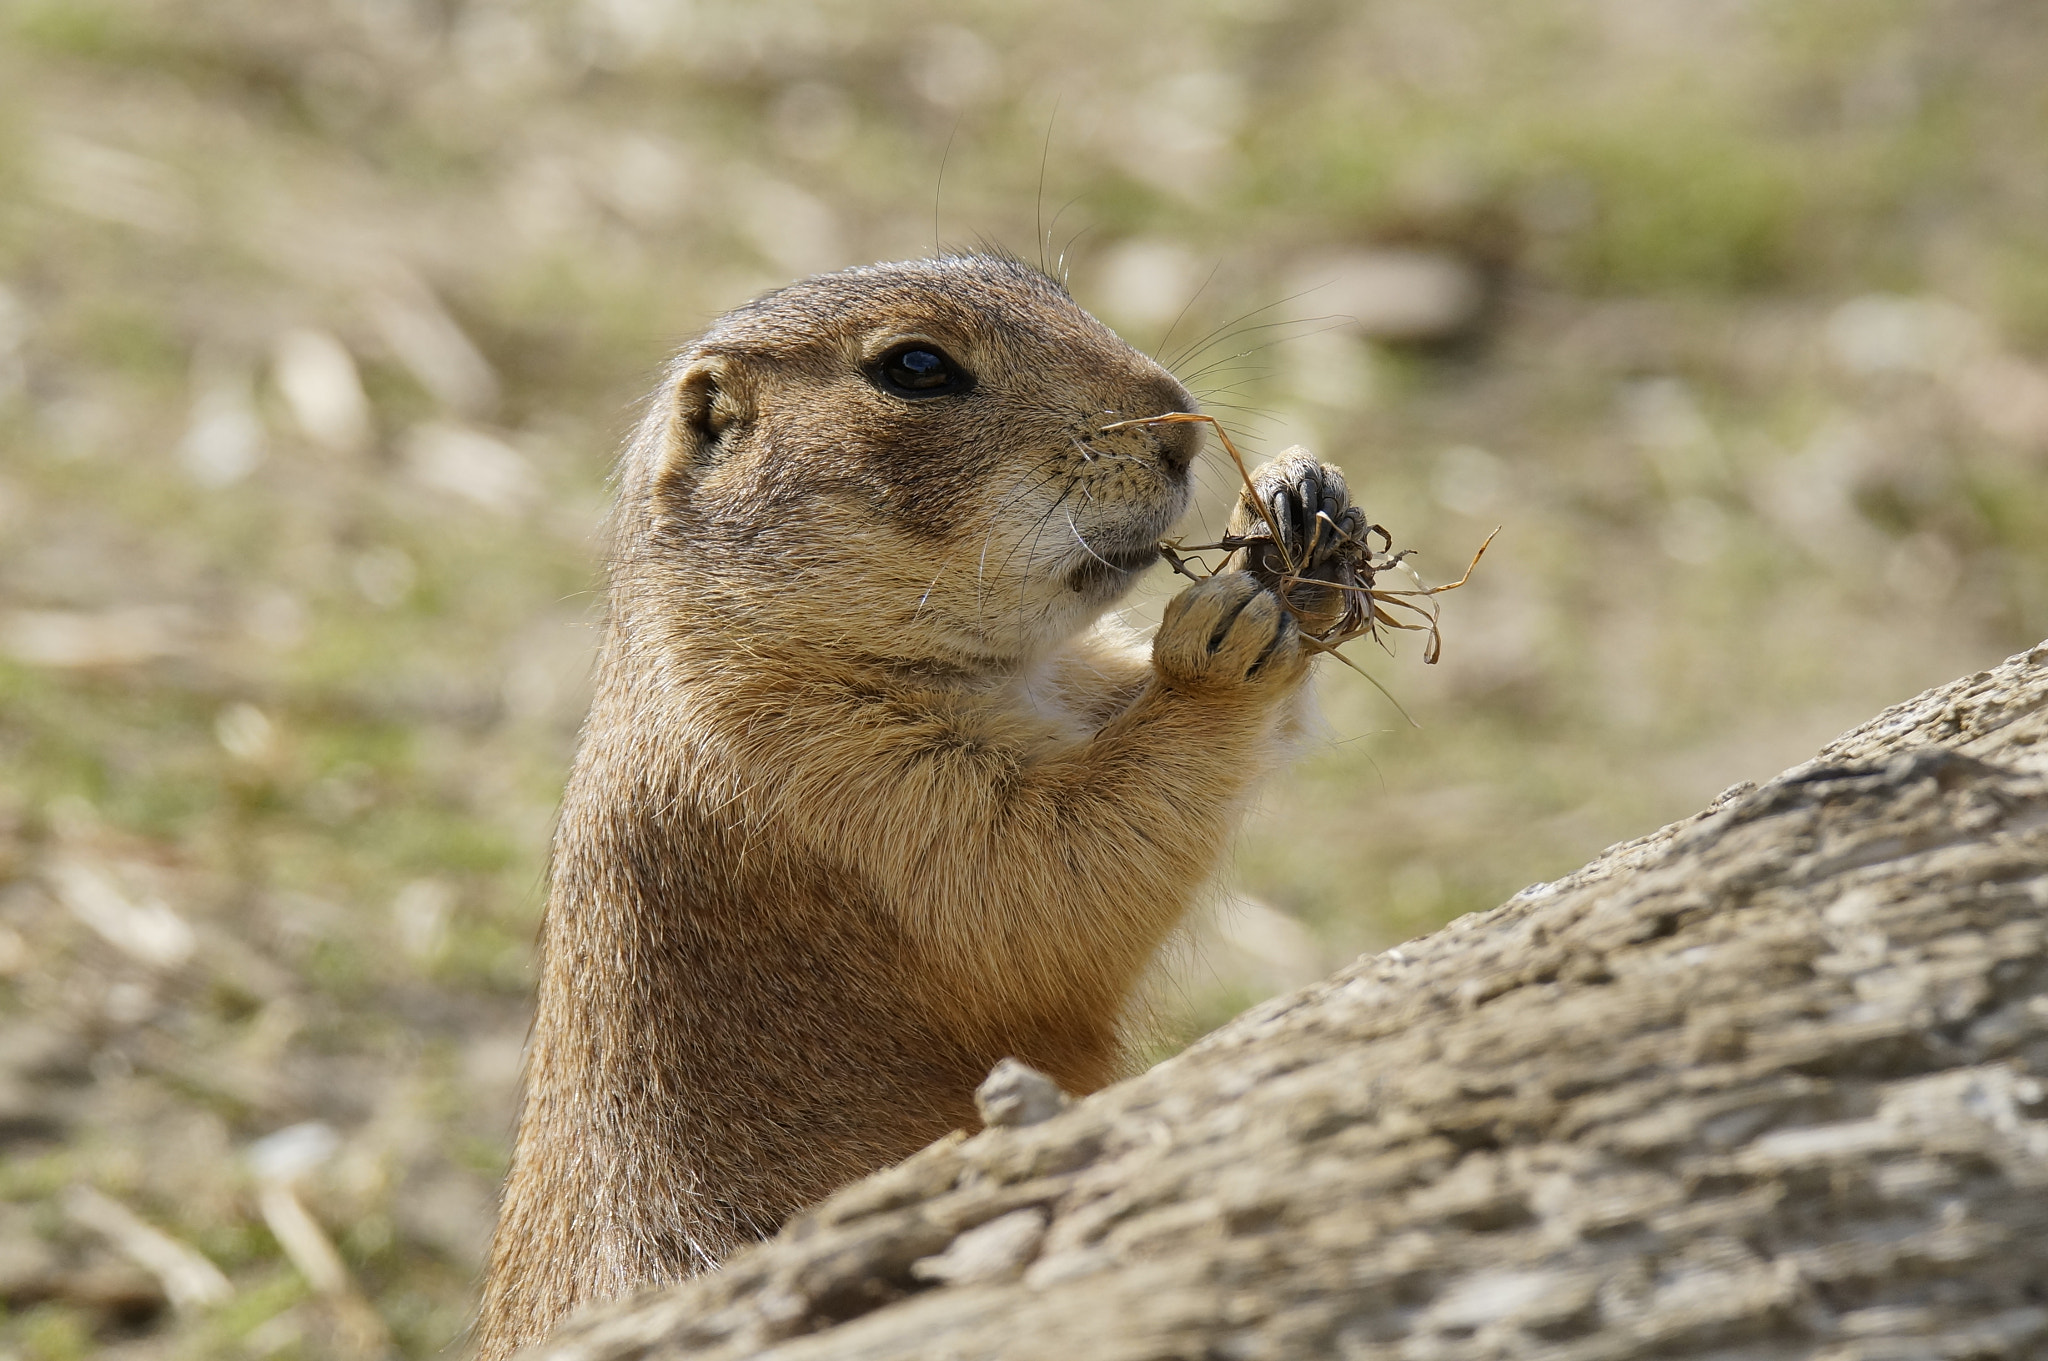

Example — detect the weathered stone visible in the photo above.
[975,1059,1070,1131]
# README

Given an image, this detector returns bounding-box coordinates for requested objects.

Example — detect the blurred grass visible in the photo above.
[1,0,2046,1356]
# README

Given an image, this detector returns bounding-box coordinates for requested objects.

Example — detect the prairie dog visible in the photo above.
[474,255,1357,1357]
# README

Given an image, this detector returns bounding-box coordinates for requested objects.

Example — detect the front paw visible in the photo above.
[1228,446,1367,630]
[1153,572,1303,692]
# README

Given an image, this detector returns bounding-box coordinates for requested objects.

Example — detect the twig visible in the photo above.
[1106,414,1499,688]
[64,1185,232,1313]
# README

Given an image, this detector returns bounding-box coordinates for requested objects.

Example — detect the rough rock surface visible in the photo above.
[524,642,2048,1361]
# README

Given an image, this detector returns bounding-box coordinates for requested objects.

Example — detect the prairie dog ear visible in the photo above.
[652,355,753,495]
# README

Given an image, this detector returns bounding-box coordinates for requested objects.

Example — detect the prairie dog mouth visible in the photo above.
[1044,463,1188,595]
[1064,542,1162,594]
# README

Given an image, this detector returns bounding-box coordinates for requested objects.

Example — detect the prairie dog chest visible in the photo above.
[998,624,1153,754]
[1007,664,1099,751]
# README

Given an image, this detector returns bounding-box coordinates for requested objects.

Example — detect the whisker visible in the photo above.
[1044,194,1086,273]
[1065,512,1123,571]
[983,469,1086,631]
[965,452,1092,632]
[913,569,945,623]
[1035,100,1060,276]
[1172,318,1352,389]
[1161,294,1343,373]
[1176,330,1339,386]
[1055,222,1097,288]
[1153,260,1222,364]
[932,120,957,257]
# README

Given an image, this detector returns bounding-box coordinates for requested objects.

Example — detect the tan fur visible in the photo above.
[473,256,1341,1358]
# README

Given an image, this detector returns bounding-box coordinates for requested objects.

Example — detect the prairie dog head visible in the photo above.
[616,255,1201,669]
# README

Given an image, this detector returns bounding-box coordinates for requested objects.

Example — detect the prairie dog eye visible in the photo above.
[871,342,973,399]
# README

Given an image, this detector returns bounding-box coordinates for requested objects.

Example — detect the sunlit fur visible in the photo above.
[474,256,1328,1358]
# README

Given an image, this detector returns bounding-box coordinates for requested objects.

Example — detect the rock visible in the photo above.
[524,641,2048,1361]
[908,1209,1048,1287]
[974,1059,1069,1130]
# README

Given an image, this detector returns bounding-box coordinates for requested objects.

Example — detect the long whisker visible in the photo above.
[1161,287,1335,373]
[913,569,946,623]
[932,121,957,257]
[1175,318,1349,388]
[1153,260,1221,364]
[1017,478,1088,627]
[1043,194,1086,273]
[1055,224,1096,287]
[998,474,1084,606]
[1064,512,1123,571]
[1035,99,1059,275]
[964,452,1093,632]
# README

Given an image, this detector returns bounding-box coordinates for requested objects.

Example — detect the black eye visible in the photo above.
[872,342,973,399]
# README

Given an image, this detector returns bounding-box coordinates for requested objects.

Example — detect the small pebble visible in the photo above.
[976,1058,1069,1129]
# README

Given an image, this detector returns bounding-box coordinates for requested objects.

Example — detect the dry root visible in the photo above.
[1102,412,1498,719]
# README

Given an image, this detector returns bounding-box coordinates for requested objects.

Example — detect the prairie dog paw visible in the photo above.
[1153,572,1303,692]
[1228,446,1367,629]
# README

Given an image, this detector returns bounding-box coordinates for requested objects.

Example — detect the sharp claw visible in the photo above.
[1315,509,1348,559]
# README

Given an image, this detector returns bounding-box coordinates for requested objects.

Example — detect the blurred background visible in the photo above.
[2,0,2045,1355]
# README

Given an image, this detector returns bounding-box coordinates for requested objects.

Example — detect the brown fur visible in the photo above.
[473,256,1340,1358]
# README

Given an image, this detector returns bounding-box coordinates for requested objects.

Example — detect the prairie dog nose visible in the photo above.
[1104,374,1201,472]
[1149,408,1203,472]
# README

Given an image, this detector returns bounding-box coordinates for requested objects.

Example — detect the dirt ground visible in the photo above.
[1,1,2045,1357]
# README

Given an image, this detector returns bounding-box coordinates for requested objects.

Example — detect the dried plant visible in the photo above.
[1103,412,1498,721]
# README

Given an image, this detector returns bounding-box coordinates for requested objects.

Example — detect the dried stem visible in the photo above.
[1102,412,1500,709]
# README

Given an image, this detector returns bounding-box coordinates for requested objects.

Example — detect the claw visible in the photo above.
[1268,490,1292,552]
[1289,474,1317,566]
[1310,476,1343,552]
[1302,503,1326,567]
